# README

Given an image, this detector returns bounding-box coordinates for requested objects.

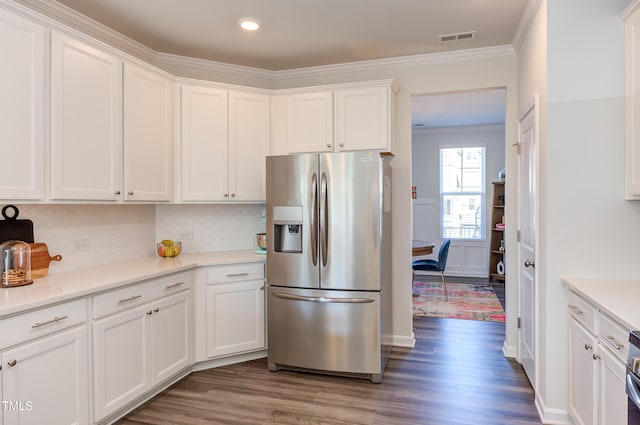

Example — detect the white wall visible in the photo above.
[411,124,506,277]
[517,0,634,421]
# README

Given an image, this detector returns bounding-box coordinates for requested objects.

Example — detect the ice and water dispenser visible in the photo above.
[272,206,302,253]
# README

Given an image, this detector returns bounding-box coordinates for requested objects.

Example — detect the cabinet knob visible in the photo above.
[115,190,121,195]
[592,353,600,361]
[584,343,592,351]
[7,359,17,367]
[327,144,332,148]
[153,307,159,313]
[524,259,535,268]
[128,191,134,196]
[146,310,153,315]
[224,193,229,198]
[260,286,264,290]
[339,143,344,148]
[231,193,235,198]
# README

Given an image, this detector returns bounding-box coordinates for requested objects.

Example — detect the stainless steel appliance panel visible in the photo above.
[319,152,383,291]
[267,286,381,377]
[627,331,640,424]
[266,154,320,288]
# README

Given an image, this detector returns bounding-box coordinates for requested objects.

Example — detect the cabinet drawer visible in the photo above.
[599,313,629,362]
[0,298,87,348]
[93,271,191,318]
[567,291,597,333]
[206,263,264,284]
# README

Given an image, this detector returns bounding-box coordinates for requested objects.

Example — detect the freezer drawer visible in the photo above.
[267,286,382,381]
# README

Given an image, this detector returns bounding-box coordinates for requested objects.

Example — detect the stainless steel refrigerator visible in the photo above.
[266,151,392,383]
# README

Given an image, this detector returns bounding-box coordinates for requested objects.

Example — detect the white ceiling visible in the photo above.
[50,0,524,127]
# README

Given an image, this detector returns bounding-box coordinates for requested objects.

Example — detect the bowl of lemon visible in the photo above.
[156,240,182,258]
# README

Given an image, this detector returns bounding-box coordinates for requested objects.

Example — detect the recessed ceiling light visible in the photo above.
[239,18,260,31]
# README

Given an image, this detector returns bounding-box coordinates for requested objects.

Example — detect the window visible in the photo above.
[440,146,486,240]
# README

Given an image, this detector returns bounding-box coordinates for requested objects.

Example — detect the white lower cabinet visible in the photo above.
[567,291,628,425]
[92,281,191,422]
[1,326,89,425]
[0,299,89,425]
[206,280,265,358]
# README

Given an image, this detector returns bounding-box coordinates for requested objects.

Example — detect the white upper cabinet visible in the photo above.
[228,90,270,201]
[275,80,396,155]
[180,84,229,201]
[179,83,269,202]
[287,92,334,153]
[0,10,46,200]
[50,31,123,201]
[123,63,173,202]
[334,84,390,151]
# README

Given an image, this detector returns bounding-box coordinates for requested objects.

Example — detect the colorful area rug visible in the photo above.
[413,281,505,322]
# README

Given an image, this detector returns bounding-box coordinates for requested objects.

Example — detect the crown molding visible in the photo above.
[7,0,156,63]
[155,52,279,82]
[512,0,543,52]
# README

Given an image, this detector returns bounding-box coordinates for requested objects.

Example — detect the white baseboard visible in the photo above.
[535,394,572,425]
[388,332,416,348]
[502,341,518,358]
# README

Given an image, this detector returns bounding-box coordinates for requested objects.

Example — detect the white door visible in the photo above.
[50,31,123,201]
[287,92,333,153]
[568,318,598,425]
[334,85,389,151]
[180,84,228,201]
[151,291,192,383]
[0,9,46,200]
[123,62,173,202]
[2,326,89,425]
[518,103,537,387]
[206,280,265,358]
[599,347,628,425]
[93,304,151,422]
[228,90,270,201]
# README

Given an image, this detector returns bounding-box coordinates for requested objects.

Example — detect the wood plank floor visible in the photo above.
[115,316,541,425]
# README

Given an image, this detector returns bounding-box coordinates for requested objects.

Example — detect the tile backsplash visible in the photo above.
[4,203,266,275]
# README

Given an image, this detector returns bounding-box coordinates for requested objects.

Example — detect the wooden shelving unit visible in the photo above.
[488,181,505,281]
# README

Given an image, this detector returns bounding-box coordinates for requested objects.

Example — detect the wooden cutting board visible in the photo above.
[29,243,62,279]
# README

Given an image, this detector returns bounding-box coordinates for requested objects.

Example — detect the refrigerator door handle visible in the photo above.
[271,291,375,304]
[311,172,318,266]
[320,172,328,267]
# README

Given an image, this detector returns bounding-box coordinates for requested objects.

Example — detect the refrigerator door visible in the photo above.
[319,151,383,291]
[266,154,320,288]
[267,286,382,379]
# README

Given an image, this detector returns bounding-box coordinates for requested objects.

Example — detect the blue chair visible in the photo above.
[412,239,451,301]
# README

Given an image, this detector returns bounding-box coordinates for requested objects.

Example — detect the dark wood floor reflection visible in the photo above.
[116,316,540,425]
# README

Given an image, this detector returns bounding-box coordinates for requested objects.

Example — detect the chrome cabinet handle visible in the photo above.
[226,273,249,277]
[569,305,583,315]
[524,259,535,268]
[7,359,17,367]
[32,315,68,328]
[601,334,624,351]
[166,282,184,289]
[118,295,142,304]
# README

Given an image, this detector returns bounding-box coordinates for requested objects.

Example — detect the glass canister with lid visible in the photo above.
[0,240,32,287]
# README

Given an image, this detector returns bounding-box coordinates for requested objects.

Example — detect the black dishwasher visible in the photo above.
[627,331,640,424]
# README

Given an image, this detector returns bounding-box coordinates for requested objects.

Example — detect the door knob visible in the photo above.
[524,259,535,268]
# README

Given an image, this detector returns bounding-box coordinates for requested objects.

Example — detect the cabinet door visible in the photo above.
[229,90,270,201]
[334,85,389,151]
[599,347,627,425]
[0,10,46,200]
[123,63,173,202]
[2,326,88,425]
[93,304,151,422]
[568,318,598,425]
[50,31,123,201]
[206,280,265,358]
[287,92,333,153]
[151,291,191,383]
[180,84,228,201]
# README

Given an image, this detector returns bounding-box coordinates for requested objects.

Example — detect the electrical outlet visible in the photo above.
[72,239,90,253]
[178,230,193,240]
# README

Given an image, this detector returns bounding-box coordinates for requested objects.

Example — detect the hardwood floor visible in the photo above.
[115,317,540,425]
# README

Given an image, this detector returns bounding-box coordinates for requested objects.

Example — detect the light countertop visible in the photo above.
[562,276,640,331]
[0,250,265,319]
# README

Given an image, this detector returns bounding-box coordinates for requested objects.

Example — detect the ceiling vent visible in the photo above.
[438,31,477,43]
